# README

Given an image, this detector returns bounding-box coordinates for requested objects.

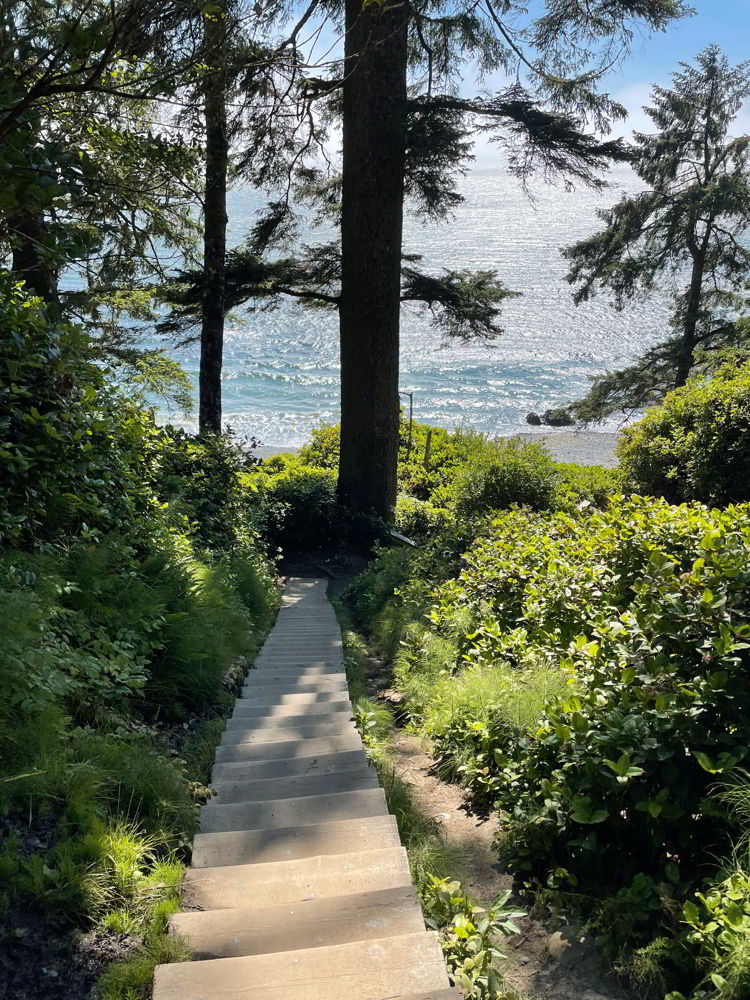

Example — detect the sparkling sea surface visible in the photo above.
[155,165,675,446]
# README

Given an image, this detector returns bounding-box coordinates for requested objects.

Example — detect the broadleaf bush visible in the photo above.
[618,361,750,506]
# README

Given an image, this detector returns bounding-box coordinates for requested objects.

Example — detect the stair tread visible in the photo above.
[191,815,401,868]
[248,668,347,680]
[211,749,367,782]
[221,722,356,745]
[215,733,361,764]
[238,691,352,706]
[169,884,425,958]
[182,846,412,909]
[199,787,388,833]
[209,769,377,804]
[241,679,349,696]
[159,578,452,1000]
[231,699,351,719]
[225,709,354,730]
[153,931,448,1000]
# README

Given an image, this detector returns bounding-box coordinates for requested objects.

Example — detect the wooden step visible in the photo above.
[257,649,344,660]
[224,709,354,731]
[220,721,356,746]
[153,931,448,1000]
[250,665,347,679]
[231,698,352,719]
[191,815,401,868]
[210,748,368,783]
[161,578,452,1000]
[209,769,377,804]
[215,733,361,764]
[200,787,388,833]
[236,691,352,707]
[245,670,348,685]
[253,656,343,665]
[182,846,412,909]
[169,884,425,959]
[241,678,349,697]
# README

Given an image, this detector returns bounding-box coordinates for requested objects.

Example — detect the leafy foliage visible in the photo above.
[421,878,524,999]
[0,280,162,546]
[297,417,621,536]
[0,280,278,998]
[452,439,557,516]
[346,488,750,997]
[618,361,750,506]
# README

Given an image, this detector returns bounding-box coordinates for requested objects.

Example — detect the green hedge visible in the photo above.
[619,362,750,506]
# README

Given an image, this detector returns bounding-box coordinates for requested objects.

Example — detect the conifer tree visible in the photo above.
[199,1,230,435]
[164,1,690,513]
[563,45,750,422]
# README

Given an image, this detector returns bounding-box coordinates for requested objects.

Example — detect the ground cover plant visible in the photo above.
[337,604,526,1000]
[0,281,278,998]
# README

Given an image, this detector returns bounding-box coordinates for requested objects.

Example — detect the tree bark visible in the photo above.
[677,220,712,387]
[337,0,409,518]
[199,7,228,436]
[676,254,704,387]
[10,213,58,302]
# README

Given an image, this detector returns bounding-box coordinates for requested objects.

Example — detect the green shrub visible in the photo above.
[154,427,262,553]
[420,498,750,887]
[618,362,750,505]
[298,419,618,534]
[0,281,281,996]
[675,864,750,1000]
[298,423,340,468]
[394,494,452,539]
[452,438,557,515]
[420,878,524,1000]
[553,461,623,510]
[257,462,340,550]
[0,279,163,547]
[251,459,382,552]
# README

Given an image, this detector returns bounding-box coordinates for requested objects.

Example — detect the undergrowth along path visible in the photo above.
[153,577,456,1000]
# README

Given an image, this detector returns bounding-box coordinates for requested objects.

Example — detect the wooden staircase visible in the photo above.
[153,577,456,1000]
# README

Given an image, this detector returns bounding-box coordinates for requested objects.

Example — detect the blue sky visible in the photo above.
[467,1,750,160]
[302,3,750,163]
[603,0,750,136]
[613,0,750,89]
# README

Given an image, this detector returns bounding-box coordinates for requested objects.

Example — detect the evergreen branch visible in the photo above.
[414,89,630,187]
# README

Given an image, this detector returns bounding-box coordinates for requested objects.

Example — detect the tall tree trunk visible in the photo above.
[337,0,408,518]
[199,7,228,436]
[677,239,709,387]
[10,213,57,302]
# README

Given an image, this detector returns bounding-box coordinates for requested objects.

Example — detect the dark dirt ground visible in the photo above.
[0,807,138,1000]
[0,915,137,1000]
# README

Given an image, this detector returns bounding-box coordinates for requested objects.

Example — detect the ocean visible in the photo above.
[155,164,675,447]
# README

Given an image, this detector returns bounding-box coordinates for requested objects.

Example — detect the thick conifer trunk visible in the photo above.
[199,9,228,436]
[337,0,408,517]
